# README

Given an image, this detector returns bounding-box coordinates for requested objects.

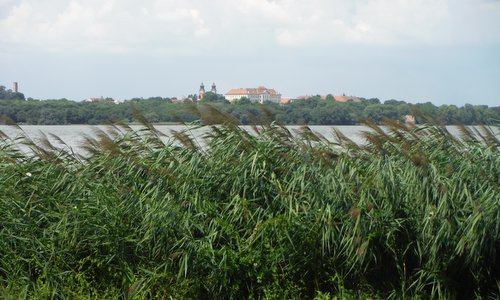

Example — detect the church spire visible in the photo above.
[198,82,205,101]
[211,82,217,94]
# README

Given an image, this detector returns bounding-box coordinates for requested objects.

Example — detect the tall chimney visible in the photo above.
[13,82,18,93]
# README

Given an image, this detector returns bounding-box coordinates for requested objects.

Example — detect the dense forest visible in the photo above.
[0,87,498,125]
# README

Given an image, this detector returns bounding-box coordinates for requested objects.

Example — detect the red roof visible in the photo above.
[225,86,280,96]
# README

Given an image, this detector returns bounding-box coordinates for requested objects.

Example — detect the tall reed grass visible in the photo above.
[0,108,498,299]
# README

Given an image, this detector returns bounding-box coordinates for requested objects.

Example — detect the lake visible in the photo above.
[0,124,497,155]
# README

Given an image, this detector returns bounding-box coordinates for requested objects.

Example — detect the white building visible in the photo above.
[225,86,281,104]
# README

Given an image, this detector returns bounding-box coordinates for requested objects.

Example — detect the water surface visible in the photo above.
[1,124,497,155]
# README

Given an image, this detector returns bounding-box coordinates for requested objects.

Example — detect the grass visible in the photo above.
[0,108,499,299]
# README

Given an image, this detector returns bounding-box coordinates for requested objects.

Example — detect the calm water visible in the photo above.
[0,124,497,154]
[0,125,367,152]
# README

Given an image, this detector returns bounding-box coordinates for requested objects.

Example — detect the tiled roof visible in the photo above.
[225,87,280,96]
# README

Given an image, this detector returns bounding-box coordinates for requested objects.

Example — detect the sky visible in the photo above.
[0,0,499,106]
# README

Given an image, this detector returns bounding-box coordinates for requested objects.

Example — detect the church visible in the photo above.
[197,82,217,101]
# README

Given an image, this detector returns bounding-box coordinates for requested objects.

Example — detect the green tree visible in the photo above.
[202,92,228,103]
[0,85,25,100]
[235,97,252,105]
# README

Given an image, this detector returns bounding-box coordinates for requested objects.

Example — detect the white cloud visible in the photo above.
[0,0,214,53]
[0,0,499,54]
[268,0,455,46]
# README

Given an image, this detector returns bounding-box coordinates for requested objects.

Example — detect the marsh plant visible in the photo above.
[0,108,498,299]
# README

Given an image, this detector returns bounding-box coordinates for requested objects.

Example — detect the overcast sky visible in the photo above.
[1,0,499,105]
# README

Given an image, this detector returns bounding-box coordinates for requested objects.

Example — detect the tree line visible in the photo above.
[0,85,25,101]
[0,89,498,125]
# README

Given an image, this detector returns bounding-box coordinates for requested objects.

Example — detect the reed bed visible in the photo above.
[0,110,498,299]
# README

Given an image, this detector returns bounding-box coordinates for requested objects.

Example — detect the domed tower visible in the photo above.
[211,82,217,94]
[198,82,205,101]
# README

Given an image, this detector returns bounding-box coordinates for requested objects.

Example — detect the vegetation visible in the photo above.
[1,85,499,125]
[0,107,498,299]
[0,85,25,101]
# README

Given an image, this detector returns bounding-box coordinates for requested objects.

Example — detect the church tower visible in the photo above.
[198,82,205,101]
[211,82,217,94]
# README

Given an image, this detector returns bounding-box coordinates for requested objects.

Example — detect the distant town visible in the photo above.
[82,82,364,106]
[0,81,498,126]
[2,80,364,105]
